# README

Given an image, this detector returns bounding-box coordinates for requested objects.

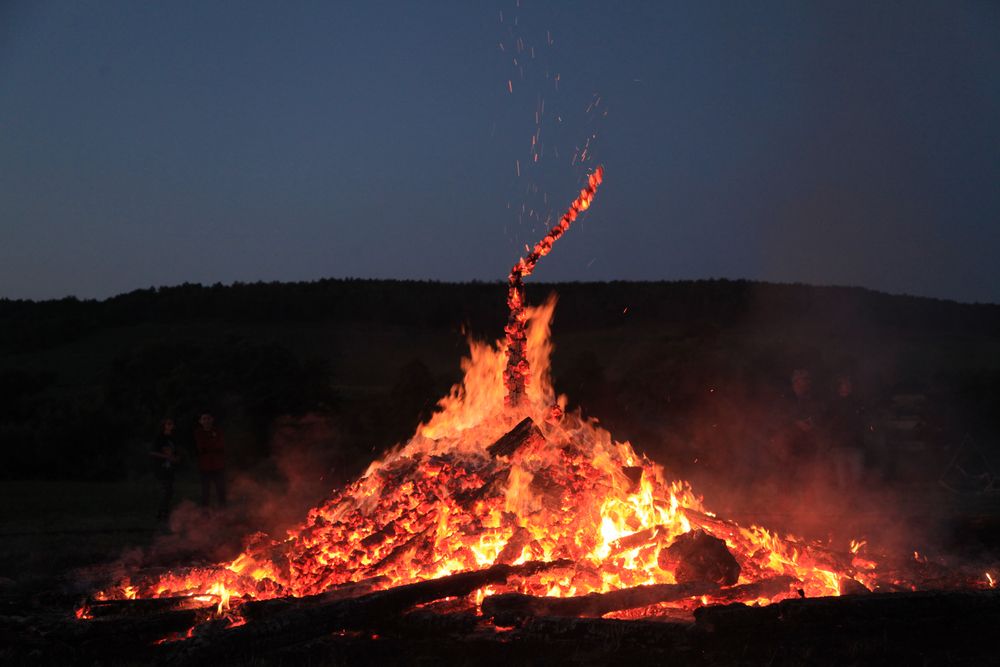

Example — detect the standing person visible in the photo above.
[150,418,180,521]
[826,374,866,490]
[788,368,820,461]
[194,412,226,508]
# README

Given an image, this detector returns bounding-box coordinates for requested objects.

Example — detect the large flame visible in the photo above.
[103,296,884,614]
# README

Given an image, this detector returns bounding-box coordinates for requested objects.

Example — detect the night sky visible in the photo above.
[2,1,998,303]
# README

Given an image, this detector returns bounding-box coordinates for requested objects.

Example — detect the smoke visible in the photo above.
[115,412,352,571]
[552,281,999,572]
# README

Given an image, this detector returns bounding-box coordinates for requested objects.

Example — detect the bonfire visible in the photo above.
[89,167,987,634]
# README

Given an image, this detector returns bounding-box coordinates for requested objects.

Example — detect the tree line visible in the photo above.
[1,279,998,481]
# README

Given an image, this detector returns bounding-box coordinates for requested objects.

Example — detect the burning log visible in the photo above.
[505,167,604,406]
[171,560,572,661]
[600,575,801,621]
[364,523,436,576]
[494,526,531,565]
[26,605,217,662]
[609,525,667,556]
[83,595,210,617]
[621,465,644,491]
[704,575,800,604]
[239,576,389,621]
[449,419,548,512]
[482,580,721,625]
[680,507,870,584]
[310,559,571,627]
[679,507,744,543]
[658,529,741,586]
[487,417,545,458]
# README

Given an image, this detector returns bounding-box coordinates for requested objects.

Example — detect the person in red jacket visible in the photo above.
[194,412,226,508]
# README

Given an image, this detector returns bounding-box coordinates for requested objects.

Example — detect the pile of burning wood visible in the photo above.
[41,167,994,663]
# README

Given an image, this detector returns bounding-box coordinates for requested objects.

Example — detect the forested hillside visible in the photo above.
[2,279,998,487]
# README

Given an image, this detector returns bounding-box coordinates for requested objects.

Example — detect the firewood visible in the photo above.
[168,559,572,661]
[621,466,644,491]
[658,529,741,585]
[608,525,667,556]
[364,523,436,576]
[487,417,545,458]
[482,580,721,625]
[704,575,799,603]
[239,576,390,621]
[839,577,872,595]
[679,507,743,543]
[681,507,858,576]
[494,526,531,565]
[64,605,215,661]
[360,520,398,548]
[84,595,208,617]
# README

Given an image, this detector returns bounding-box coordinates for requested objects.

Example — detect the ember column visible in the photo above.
[504,166,604,406]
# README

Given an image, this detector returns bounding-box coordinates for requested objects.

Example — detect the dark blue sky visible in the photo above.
[2,1,998,302]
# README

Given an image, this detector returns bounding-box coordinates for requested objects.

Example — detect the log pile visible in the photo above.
[5,584,1000,665]
[6,420,996,665]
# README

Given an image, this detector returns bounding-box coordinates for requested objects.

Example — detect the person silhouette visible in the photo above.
[193,412,227,508]
[150,417,180,520]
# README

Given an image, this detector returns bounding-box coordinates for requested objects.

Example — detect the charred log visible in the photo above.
[494,526,531,565]
[239,576,389,621]
[482,580,720,625]
[681,507,861,578]
[364,524,436,576]
[706,576,799,604]
[658,529,741,586]
[487,417,545,458]
[170,559,572,661]
[621,466,644,491]
[609,525,667,556]
[84,595,209,617]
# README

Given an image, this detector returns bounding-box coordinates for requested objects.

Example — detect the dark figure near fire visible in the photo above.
[773,368,821,466]
[768,368,871,507]
[149,417,180,521]
[825,374,866,489]
[194,412,227,508]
